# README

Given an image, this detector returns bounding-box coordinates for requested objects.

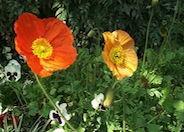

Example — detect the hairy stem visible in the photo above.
[34,74,77,132]
[122,89,126,132]
[167,0,179,43]
[142,8,154,71]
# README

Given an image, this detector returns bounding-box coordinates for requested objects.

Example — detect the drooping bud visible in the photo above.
[103,88,114,108]
[87,30,95,37]
[151,0,159,7]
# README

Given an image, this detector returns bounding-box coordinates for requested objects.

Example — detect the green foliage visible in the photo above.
[0,0,184,131]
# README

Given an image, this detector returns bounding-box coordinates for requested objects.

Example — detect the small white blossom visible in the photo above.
[0,65,6,85]
[0,103,2,114]
[4,59,21,82]
[53,128,65,132]
[91,93,104,110]
[49,101,71,126]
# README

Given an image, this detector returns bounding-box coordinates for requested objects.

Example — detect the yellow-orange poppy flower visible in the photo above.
[14,12,77,77]
[102,30,138,80]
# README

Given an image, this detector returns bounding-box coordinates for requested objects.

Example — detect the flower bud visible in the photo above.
[87,30,95,37]
[151,0,158,7]
[151,0,159,7]
[103,89,114,108]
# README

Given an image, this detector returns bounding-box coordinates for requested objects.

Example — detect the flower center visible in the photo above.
[32,38,53,59]
[109,46,124,64]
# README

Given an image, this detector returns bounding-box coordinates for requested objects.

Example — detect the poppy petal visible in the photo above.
[40,45,77,70]
[102,51,119,75]
[103,32,115,53]
[42,18,74,47]
[26,55,52,77]
[115,50,138,80]
[112,30,135,49]
[116,65,134,80]
[124,49,138,72]
[14,12,45,55]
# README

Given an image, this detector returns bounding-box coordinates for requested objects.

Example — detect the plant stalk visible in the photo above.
[122,88,126,132]
[34,74,77,132]
[142,8,154,71]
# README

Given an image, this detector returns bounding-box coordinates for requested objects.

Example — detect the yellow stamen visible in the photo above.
[109,46,124,64]
[32,38,53,59]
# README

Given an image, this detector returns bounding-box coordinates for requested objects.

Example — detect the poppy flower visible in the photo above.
[14,12,77,77]
[102,30,138,80]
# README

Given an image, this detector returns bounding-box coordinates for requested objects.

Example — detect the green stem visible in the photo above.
[34,74,77,132]
[142,8,154,71]
[111,77,120,89]
[167,0,179,43]
[133,112,163,130]
[9,83,24,106]
[122,88,126,132]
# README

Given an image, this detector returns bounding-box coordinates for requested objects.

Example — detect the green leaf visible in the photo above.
[173,100,184,111]
[147,88,162,98]
[146,124,160,132]
[174,111,184,122]
[77,126,85,132]
[28,102,39,116]
[50,88,56,95]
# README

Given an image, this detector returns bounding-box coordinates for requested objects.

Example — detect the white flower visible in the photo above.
[4,59,21,82]
[91,93,104,110]
[0,65,6,85]
[53,128,65,132]
[0,103,2,114]
[0,103,9,114]
[49,101,71,126]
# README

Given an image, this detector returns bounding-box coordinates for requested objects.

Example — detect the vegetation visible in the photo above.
[0,0,184,131]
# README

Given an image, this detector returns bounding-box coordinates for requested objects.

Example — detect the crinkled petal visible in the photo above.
[40,45,77,70]
[115,65,133,80]
[123,49,138,73]
[102,51,119,76]
[14,12,45,55]
[102,32,115,53]
[112,30,134,49]
[42,18,73,47]
[26,55,52,77]
[49,110,57,120]
[115,50,138,80]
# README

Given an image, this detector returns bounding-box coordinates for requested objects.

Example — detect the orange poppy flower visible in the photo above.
[102,30,138,80]
[14,12,77,77]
